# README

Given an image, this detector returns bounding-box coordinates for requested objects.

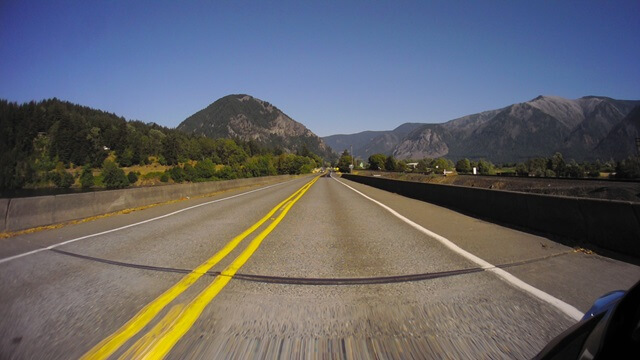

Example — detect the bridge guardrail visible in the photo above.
[1,175,297,233]
[342,174,640,258]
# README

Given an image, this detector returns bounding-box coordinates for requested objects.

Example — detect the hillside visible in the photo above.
[177,94,333,158]
[0,98,324,190]
[322,123,423,158]
[392,96,640,162]
[595,106,640,159]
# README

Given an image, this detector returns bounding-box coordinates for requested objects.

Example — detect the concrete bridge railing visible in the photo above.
[342,174,640,258]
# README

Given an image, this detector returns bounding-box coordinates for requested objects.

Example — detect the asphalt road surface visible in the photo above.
[1,174,639,359]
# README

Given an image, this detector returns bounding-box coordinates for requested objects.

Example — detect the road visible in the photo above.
[1,174,639,359]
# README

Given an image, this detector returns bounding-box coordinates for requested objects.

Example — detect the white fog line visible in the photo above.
[0,179,297,265]
[332,175,584,322]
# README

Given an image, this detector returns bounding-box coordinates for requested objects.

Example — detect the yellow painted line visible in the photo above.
[81,177,317,360]
[118,304,185,359]
[126,176,319,359]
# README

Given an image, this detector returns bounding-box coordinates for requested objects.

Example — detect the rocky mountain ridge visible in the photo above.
[325,95,640,162]
[177,94,332,158]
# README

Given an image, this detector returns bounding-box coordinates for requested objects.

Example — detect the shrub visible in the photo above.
[50,170,75,188]
[160,172,169,182]
[216,165,237,180]
[127,171,139,184]
[195,158,216,179]
[168,166,186,183]
[183,163,197,182]
[80,166,94,188]
[102,160,129,189]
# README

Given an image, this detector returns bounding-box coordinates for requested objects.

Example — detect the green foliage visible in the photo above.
[615,156,640,179]
[455,158,472,173]
[141,171,164,180]
[161,133,183,166]
[168,166,186,183]
[101,159,129,189]
[368,153,386,170]
[0,98,330,190]
[214,138,247,166]
[335,150,352,173]
[117,148,134,167]
[518,153,588,178]
[80,166,94,188]
[275,153,317,175]
[127,171,139,184]
[195,158,216,179]
[384,156,398,172]
[244,155,277,177]
[415,159,431,172]
[476,159,494,175]
[160,172,169,182]
[49,163,75,188]
[183,163,198,182]
[216,165,237,180]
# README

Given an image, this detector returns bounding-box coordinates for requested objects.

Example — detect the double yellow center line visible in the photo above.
[82,176,319,360]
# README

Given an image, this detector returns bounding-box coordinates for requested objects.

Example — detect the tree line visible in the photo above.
[335,150,639,179]
[0,99,324,190]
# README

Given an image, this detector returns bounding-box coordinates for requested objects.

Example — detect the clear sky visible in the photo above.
[1,1,639,136]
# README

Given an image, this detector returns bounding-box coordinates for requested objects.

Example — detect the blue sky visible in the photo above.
[1,1,639,136]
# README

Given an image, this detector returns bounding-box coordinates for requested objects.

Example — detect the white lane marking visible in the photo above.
[0,179,298,265]
[332,175,584,321]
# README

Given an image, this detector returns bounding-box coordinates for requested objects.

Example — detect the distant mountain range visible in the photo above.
[323,96,640,162]
[322,123,423,158]
[177,94,333,158]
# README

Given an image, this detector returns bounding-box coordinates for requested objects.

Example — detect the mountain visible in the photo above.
[392,96,640,162]
[595,106,640,159]
[322,123,423,158]
[177,94,332,158]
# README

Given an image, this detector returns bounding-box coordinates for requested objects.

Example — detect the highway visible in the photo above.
[1,174,639,359]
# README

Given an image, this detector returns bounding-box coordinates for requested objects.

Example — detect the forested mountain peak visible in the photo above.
[0,97,326,190]
[177,94,332,158]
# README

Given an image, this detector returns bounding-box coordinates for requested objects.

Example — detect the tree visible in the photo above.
[432,158,454,172]
[477,159,494,175]
[214,139,247,166]
[515,163,528,176]
[549,152,566,176]
[385,156,398,172]
[117,148,134,167]
[416,159,431,172]
[244,155,277,177]
[80,165,94,188]
[101,159,129,189]
[337,150,353,173]
[127,171,139,184]
[183,163,198,182]
[161,133,183,166]
[615,156,640,179]
[216,165,237,180]
[525,158,547,177]
[168,166,186,183]
[456,158,472,173]
[195,158,216,179]
[368,154,386,170]
[50,162,74,188]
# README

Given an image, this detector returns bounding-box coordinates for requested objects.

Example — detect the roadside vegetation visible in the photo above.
[335,150,639,180]
[0,99,324,191]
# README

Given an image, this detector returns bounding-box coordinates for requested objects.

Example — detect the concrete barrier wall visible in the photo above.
[0,198,8,233]
[2,175,296,233]
[342,174,640,258]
